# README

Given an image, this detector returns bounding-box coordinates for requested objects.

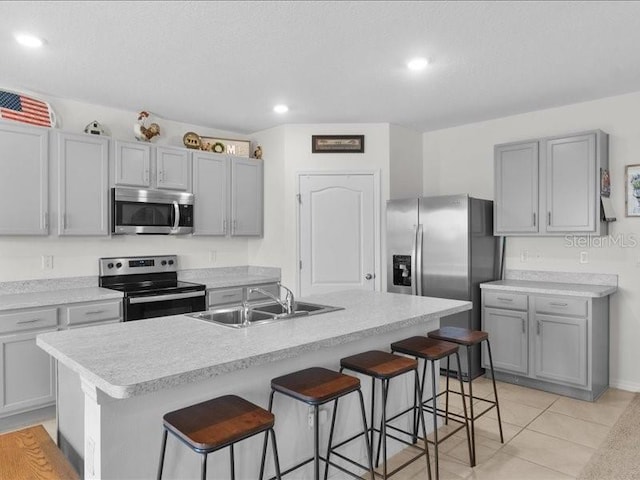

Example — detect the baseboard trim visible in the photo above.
[609,378,640,392]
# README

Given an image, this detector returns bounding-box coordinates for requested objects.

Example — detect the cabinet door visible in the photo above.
[114,141,150,187]
[58,133,109,235]
[482,307,528,374]
[156,146,189,191]
[0,123,49,235]
[535,314,588,386]
[545,133,596,232]
[192,152,228,235]
[0,329,56,416]
[494,142,539,234]
[231,158,263,236]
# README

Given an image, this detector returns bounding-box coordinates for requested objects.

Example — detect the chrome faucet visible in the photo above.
[249,282,295,315]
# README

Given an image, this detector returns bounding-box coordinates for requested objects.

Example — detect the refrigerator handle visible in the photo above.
[411,224,418,295]
[415,224,423,296]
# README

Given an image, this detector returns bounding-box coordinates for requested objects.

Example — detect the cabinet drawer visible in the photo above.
[64,301,121,326]
[208,288,243,307]
[484,291,528,311]
[535,296,587,317]
[247,283,279,303]
[0,308,58,334]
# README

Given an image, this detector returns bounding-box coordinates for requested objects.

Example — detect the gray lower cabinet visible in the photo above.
[57,132,109,235]
[0,122,49,235]
[208,283,279,309]
[482,288,608,401]
[494,130,608,236]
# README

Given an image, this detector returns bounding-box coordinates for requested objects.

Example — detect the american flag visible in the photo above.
[0,91,53,127]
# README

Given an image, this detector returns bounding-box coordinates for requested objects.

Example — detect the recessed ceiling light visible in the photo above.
[15,33,44,48]
[407,57,429,71]
[273,104,289,114]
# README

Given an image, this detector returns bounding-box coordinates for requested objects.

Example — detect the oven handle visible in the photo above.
[172,201,180,230]
[129,291,205,304]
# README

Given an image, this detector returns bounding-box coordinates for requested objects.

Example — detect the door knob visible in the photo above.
[365,273,375,280]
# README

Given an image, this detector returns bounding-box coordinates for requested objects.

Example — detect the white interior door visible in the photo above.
[299,173,377,297]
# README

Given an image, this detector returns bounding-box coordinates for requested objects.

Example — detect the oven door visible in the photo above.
[124,291,206,321]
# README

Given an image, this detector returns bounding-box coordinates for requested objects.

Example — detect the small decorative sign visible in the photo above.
[312,135,365,153]
[201,136,250,157]
[625,164,640,217]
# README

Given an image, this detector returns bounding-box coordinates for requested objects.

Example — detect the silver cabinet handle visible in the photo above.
[549,302,568,307]
[547,212,551,226]
[497,297,513,302]
[533,212,536,227]
[144,169,150,184]
[62,213,67,230]
[85,310,106,315]
[522,318,525,333]
[17,318,42,324]
[233,220,237,233]
[43,212,49,230]
[537,320,541,335]
[221,293,237,298]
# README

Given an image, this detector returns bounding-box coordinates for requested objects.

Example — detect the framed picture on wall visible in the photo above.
[625,164,640,216]
[311,135,365,153]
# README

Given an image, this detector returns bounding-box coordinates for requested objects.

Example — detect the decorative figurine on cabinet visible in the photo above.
[254,145,263,159]
[84,120,105,135]
[134,111,161,142]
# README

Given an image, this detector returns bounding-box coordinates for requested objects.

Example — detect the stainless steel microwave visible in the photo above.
[111,187,194,235]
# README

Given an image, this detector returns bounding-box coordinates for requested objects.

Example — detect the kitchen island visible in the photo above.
[38,290,471,479]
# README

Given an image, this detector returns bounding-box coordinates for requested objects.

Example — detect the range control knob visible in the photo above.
[107,263,114,269]
[168,260,174,265]
[161,260,167,266]
[116,262,123,269]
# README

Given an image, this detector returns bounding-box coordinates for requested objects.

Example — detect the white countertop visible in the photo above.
[37,290,471,399]
[0,287,123,312]
[481,279,617,298]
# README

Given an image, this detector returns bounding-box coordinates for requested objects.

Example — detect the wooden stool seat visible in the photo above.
[270,367,360,404]
[163,395,274,452]
[0,425,79,480]
[391,336,459,360]
[427,326,488,346]
[340,350,418,379]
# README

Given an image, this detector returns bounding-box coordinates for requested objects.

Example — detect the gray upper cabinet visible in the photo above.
[0,123,49,235]
[114,140,151,187]
[494,130,608,236]
[192,151,229,235]
[231,157,263,236]
[545,133,596,232]
[57,132,109,236]
[156,146,190,191]
[494,142,539,234]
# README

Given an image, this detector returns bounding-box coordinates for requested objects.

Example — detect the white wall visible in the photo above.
[389,124,423,199]
[0,95,251,281]
[248,123,391,292]
[423,91,640,391]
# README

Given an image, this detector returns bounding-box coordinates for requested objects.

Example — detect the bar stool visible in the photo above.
[427,326,504,464]
[259,367,374,480]
[391,337,473,479]
[326,350,431,480]
[157,394,281,480]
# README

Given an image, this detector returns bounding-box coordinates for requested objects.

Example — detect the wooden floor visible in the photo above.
[0,425,79,480]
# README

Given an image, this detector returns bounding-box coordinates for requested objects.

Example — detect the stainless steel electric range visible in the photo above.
[98,255,206,321]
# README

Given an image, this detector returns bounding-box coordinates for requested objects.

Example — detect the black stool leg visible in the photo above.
[314,404,320,480]
[466,345,476,465]
[371,377,377,457]
[356,388,375,479]
[269,428,282,480]
[157,428,168,480]
[259,390,276,480]
[414,369,432,480]
[430,360,440,480]
[229,444,235,480]
[486,339,504,443]
[456,351,474,467]
[375,379,389,469]
[445,356,450,426]
[381,379,389,479]
[323,398,339,480]
[201,453,207,480]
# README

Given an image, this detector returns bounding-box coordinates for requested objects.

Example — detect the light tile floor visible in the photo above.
[381,376,635,480]
[10,377,635,480]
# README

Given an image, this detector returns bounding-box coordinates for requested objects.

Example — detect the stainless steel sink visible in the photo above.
[188,301,343,328]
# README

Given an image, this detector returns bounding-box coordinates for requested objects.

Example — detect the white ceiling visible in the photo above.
[2,1,640,134]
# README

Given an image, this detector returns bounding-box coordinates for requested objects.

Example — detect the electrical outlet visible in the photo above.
[41,255,53,270]
[580,251,589,264]
[520,249,529,263]
[209,250,217,263]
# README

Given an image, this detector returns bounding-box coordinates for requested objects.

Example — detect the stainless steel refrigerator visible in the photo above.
[386,194,501,380]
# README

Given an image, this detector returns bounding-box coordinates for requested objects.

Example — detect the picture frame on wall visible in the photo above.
[311,135,365,153]
[625,164,640,217]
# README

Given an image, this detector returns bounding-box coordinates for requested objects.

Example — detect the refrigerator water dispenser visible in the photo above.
[392,255,412,286]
